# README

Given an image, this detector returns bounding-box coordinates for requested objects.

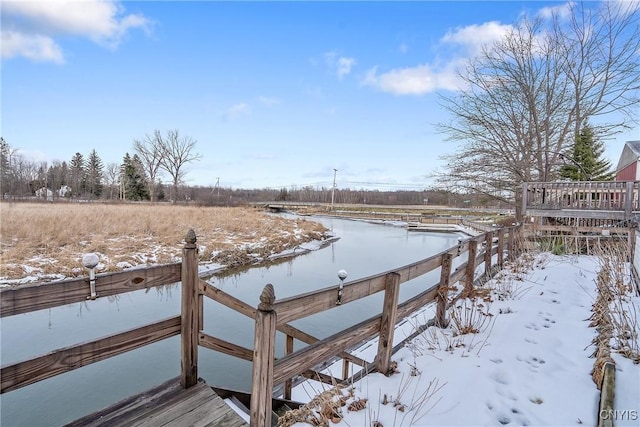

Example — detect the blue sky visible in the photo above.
[2,1,638,190]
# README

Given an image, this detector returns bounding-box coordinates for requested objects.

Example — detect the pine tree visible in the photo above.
[1,137,12,196]
[85,149,104,198]
[560,124,614,181]
[69,152,86,197]
[120,153,149,201]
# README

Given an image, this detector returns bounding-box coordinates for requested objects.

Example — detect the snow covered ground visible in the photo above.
[275,253,640,427]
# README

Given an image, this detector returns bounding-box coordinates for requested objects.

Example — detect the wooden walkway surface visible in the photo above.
[65,378,248,427]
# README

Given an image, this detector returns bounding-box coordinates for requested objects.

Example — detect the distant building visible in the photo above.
[615,140,640,181]
[35,187,53,201]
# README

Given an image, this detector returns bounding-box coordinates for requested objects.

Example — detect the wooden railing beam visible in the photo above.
[1,316,181,394]
[0,264,181,318]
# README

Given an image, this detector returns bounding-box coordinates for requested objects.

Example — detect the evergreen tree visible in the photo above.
[1,137,12,196]
[69,152,86,197]
[85,149,104,198]
[560,124,614,181]
[120,153,149,201]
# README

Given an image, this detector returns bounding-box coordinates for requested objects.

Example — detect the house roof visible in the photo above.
[616,140,640,172]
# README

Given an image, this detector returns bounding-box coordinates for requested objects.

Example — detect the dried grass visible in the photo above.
[0,202,328,283]
[590,241,640,373]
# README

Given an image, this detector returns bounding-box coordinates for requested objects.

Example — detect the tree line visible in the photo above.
[0,132,506,208]
[0,129,200,203]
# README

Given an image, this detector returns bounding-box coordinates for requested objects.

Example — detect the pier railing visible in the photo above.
[522,181,640,220]
[0,224,523,426]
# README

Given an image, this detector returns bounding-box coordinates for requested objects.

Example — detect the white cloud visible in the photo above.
[324,51,356,80]
[224,103,252,120]
[362,21,512,95]
[1,31,64,63]
[336,57,356,79]
[441,21,513,55]
[1,0,151,62]
[362,63,463,95]
[538,2,575,20]
[258,96,280,107]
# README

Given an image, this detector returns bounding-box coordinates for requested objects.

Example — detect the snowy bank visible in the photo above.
[285,253,640,426]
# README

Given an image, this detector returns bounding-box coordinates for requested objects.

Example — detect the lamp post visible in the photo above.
[331,168,337,211]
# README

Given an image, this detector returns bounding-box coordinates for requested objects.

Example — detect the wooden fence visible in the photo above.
[0,224,523,426]
[523,181,640,220]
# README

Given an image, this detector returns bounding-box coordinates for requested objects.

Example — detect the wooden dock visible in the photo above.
[66,377,248,427]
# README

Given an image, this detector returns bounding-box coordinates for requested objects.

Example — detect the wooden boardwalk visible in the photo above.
[66,378,248,427]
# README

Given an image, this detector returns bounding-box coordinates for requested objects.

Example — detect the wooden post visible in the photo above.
[180,229,199,389]
[283,334,294,400]
[626,181,634,220]
[376,272,401,375]
[342,359,349,381]
[250,284,276,427]
[507,226,515,260]
[484,231,493,277]
[436,254,452,328]
[521,182,528,218]
[497,228,505,267]
[464,239,478,297]
[198,293,204,331]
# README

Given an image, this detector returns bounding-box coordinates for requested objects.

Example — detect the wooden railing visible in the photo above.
[522,181,640,219]
[0,224,523,426]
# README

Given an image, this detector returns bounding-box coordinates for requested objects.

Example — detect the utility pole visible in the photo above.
[331,168,337,210]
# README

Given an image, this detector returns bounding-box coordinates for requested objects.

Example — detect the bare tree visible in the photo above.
[157,129,201,203]
[105,162,120,200]
[435,3,639,218]
[133,131,164,202]
[558,2,640,138]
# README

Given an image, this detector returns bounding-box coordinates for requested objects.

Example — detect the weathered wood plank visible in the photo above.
[301,369,341,386]
[200,280,256,319]
[465,240,478,296]
[395,284,439,320]
[273,315,381,386]
[273,251,448,325]
[200,281,367,367]
[525,208,629,220]
[497,228,505,267]
[250,285,277,427]
[199,332,253,362]
[484,232,493,276]
[436,254,452,327]
[2,316,181,394]
[65,377,184,427]
[1,263,181,318]
[395,254,444,283]
[180,231,199,389]
[284,334,295,400]
[66,378,247,427]
[376,273,400,375]
[274,275,387,325]
[531,225,631,235]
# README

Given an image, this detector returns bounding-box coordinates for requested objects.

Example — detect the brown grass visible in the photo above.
[0,202,328,283]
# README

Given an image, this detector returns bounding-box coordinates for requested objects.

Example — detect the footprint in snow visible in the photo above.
[524,322,540,331]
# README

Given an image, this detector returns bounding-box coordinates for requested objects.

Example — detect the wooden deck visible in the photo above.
[65,378,248,427]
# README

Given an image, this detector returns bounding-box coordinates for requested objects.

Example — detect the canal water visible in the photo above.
[0,216,464,427]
